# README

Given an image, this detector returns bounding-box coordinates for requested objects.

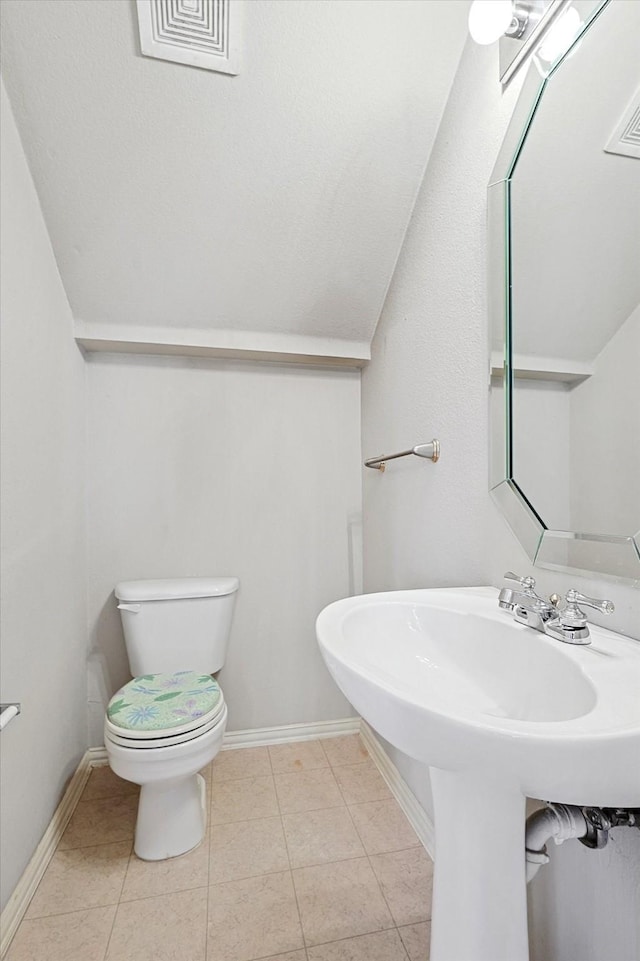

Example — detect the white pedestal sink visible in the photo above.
[316,587,640,961]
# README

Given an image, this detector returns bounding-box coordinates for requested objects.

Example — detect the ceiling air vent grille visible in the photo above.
[136,0,240,75]
[604,95,640,160]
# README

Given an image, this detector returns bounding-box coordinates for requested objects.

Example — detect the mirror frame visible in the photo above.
[488,0,640,583]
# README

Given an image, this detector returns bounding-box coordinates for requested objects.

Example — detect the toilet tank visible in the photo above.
[115,577,239,677]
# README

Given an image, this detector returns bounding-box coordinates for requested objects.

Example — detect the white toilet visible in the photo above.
[104,576,239,861]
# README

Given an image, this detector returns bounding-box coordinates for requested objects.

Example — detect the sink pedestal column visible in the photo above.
[429,768,529,961]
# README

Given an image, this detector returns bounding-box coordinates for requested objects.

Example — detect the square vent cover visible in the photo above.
[136,0,240,75]
[604,92,640,160]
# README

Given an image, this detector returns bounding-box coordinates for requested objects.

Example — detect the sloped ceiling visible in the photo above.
[0,0,469,362]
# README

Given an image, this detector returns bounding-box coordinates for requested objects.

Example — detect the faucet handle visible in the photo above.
[565,589,615,618]
[503,572,537,593]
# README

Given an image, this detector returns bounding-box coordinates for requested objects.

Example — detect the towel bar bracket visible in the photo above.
[0,703,21,732]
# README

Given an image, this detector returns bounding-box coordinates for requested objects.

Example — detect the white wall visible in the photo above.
[527,826,640,961]
[570,303,640,536]
[86,354,361,742]
[505,302,640,540]
[512,380,571,530]
[0,83,88,910]
[362,37,523,605]
[360,34,524,818]
[361,36,640,961]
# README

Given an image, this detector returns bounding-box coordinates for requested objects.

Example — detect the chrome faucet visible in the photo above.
[498,572,614,645]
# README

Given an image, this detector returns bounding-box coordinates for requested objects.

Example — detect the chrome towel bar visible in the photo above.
[365,439,440,472]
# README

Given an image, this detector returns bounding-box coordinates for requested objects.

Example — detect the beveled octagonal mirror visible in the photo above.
[488,0,640,582]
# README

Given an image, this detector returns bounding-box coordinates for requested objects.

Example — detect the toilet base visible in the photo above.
[134,772,207,861]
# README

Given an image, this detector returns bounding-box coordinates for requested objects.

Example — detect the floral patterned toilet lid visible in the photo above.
[106,670,223,733]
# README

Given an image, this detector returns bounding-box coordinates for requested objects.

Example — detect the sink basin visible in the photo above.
[316,587,640,961]
[341,599,597,722]
[317,586,640,803]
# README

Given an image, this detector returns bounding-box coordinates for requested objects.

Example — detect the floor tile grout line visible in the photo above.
[22,843,424,918]
[276,738,399,957]
[205,766,212,959]
[207,744,306,956]
[306,737,422,871]
[102,836,137,960]
[209,771,275,785]
[314,739,410,944]
[207,817,394,883]
[395,924,412,961]
[101,902,119,961]
[317,737,331,766]
[271,762,330,776]
[322,733,372,771]
[277,799,346,818]
[59,793,139,852]
[111,883,210,909]
[80,791,137,803]
[273,749,307,956]
[303,927,412,959]
[56,836,135,853]
[73,794,138,806]
[40,768,126,960]
[119,879,212,907]
[208,863,306,890]
[266,743,275,776]
[331,739,403,932]
[116,841,138,905]
[114,844,134,903]
[396,922,421,961]
[12,901,122,925]
[241,947,309,961]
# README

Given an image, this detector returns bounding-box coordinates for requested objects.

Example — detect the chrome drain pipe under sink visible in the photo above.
[525,803,640,882]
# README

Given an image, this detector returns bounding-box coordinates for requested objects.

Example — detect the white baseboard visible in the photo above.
[85,717,361,760]
[221,716,360,749]
[0,750,95,958]
[360,721,436,860]
[86,745,109,766]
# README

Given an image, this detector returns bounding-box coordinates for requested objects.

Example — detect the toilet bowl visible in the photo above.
[104,578,239,860]
[105,671,228,860]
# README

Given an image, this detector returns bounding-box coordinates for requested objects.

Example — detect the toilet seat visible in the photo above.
[105,669,225,749]
[105,699,226,748]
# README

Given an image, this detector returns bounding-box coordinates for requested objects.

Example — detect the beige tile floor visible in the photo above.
[6,735,432,961]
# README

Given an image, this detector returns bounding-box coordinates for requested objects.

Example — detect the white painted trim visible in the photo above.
[490,350,593,384]
[33,719,362,792]
[0,751,94,958]
[74,321,370,369]
[221,717,361,749]
[88,717,360,758]
[86,746,109,767]
[360,720,436,860]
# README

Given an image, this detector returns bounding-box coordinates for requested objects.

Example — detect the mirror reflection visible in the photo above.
[510,0,639,538]
[489,0,640,579]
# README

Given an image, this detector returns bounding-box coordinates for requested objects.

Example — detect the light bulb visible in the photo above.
[537,6,582,63]
[468,0,514,45]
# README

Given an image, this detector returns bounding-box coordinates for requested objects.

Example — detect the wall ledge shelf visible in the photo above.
[490,351,594,384]
[74,323,370,369]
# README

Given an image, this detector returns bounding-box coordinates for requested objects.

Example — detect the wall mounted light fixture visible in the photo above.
[468,0,583,85]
